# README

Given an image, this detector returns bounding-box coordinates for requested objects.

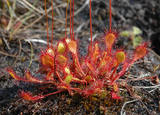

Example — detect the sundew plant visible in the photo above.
[7,0,147,101]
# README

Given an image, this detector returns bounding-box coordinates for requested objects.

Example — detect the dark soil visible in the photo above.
[0,0,160,115]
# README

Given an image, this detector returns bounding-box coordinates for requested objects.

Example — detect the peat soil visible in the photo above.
[0,0,160,114]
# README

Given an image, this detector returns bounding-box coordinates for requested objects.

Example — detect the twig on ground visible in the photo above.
[25,38,52,46]
[74,0,89,18]
[121,99,138,115]
[13,39,22,65]
[133,84,160,89]
[0,50,18,58]
[1,31,11,50]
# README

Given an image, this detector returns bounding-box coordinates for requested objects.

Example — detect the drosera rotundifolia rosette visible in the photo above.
[7,0,147,101]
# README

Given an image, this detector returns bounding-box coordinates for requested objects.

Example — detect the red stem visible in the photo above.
[109,0,112,32]
[74,54,85,76]
[51,0,54,47]
[110,62,132,85]
[44,0,49,48]
[70,0,72,39]
[43,89,65,97]
[56,71,64,83]
[110,65,118,79]
[72,0,74,40]
[89,0,93,50]
[65,1,69,38]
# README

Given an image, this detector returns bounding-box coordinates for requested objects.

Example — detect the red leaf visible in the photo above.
[20,91,44,101]
[7,69,22,80]
[105,32,116,52]
[67,40,77,54]
[111,92,121,99]
[134,43,147,61]
[40,52,54,68]
[25,70,42,83]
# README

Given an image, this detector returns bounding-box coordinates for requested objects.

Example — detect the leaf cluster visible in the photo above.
[7,32,147,101]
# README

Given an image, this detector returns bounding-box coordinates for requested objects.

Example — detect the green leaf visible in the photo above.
[133,26,142,35]
[120,31,130,37]
[133,36,142,48]
[116,51,126,64]
[64,75,73,84]
[57,42,66,54]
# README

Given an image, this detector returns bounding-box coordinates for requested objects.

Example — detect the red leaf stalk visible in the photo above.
[44,0,49,48]
[89,0,93,50]
[109,0,112,32]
